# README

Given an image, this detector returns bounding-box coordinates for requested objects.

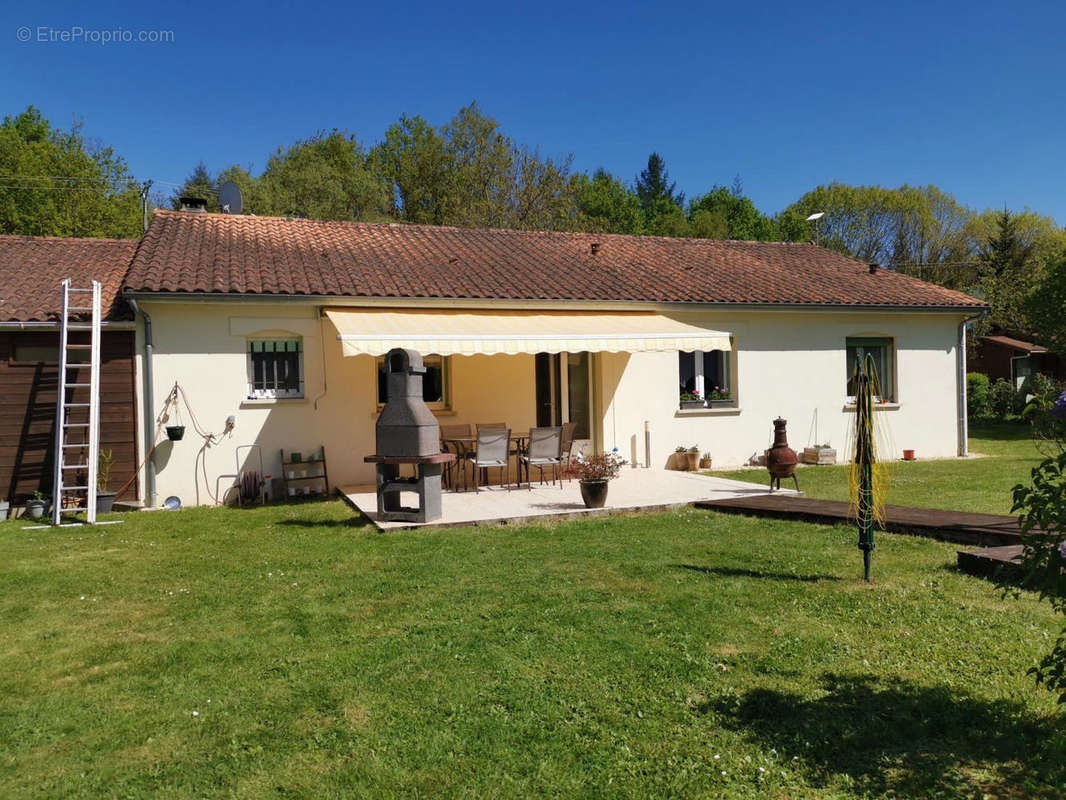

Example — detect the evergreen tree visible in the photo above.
[170,162,218,211]
[635,152,683,222]
[977,209,1038,334]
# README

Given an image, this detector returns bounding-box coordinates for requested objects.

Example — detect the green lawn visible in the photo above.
[1,500,1063,798]
[711,422,1046,515]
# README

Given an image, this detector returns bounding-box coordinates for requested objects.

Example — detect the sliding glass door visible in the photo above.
[535,352,591,438]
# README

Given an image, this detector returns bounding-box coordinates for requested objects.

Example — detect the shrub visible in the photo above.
[1019,372,1060,410]
[989,378,1016,419]
[1011,444,1066,703]
[967,372,991,419]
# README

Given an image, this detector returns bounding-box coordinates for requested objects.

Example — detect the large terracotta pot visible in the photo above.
[684,452,699,471]
[579,480,609,508]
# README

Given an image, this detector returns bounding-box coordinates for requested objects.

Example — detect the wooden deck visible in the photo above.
[696,495,1022,547]
[955,545,1025,579]
[694,494,1037,578]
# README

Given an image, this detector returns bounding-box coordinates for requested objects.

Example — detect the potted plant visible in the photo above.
[25,490,48,520]
[708,386,733,408]
[564,450,627,508]
[699,451,712,470]
[673,445,687,470]
[685,445,700,471]
[96,448,117,514]
[679,389,704,410]
[166,425,185,441]
[801,443,837,465]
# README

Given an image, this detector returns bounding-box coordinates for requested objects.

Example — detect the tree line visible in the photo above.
[3,102,1065,352]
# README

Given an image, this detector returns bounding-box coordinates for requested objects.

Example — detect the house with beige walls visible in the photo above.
[119,209,986,507]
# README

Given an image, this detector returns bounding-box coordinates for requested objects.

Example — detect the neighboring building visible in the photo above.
[0,236,139,504]
[972,333,1065,388]
[120,210,987,507]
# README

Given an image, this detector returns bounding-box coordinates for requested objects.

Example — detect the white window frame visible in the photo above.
[247,338,304,399]
[377,354,451,411]
[845,337,895,404]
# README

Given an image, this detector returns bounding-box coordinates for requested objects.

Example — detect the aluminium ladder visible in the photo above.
[51,279,102,524]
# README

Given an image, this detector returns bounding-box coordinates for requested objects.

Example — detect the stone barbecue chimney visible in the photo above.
[375,348,440,458]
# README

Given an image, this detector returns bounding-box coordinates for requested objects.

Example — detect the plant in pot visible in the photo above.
[685,445,700,471]
[96,448,117,514]
[679,389,704,410]
[25,490,48,520]
[673,445,687,470]
[699,451,712,470]
[564,450,627,508]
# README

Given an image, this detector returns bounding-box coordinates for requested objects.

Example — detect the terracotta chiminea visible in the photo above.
[765,417,799,492]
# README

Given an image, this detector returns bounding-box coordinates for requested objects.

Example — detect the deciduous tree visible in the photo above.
[571,169,644,234]
[0,106,142,237]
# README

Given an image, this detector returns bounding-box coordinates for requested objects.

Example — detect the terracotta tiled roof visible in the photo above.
[0,235,137,322]
[124,210,987,309]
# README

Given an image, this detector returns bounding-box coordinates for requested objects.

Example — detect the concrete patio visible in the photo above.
[340,468,789,530]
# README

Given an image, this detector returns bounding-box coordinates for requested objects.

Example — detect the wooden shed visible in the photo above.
[0,236,139,505]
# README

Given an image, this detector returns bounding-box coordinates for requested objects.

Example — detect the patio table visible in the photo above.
[442,432,530,489]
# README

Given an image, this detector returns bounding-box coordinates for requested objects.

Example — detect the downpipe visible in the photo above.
[957,312,986,457]
[127,297,156,507]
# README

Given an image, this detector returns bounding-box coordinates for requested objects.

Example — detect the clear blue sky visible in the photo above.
[3,0,1065,222]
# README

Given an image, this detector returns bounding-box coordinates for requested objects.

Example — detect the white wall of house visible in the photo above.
[599,310,964,470]
[134,300,967,505]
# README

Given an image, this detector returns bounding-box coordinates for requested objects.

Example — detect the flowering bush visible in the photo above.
[679,389,702,402]
[564,451,627,482]
[708,385,731,401]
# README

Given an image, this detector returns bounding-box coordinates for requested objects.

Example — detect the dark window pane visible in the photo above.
[678,351,696,392]
[846,338,893,400]
[703,351,730,393]
[424,365,443,403]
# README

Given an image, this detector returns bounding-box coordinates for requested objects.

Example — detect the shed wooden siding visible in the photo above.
[0,331,138,502]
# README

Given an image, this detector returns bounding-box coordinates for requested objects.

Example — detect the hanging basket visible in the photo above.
[166,425,185,441]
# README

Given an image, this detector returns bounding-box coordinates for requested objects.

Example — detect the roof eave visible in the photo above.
[121,289,988,315]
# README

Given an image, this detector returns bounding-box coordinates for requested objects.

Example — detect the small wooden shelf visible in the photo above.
[280,446,330,499]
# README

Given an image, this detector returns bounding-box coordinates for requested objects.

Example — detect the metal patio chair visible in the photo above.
[467,427,511,492]
[560,421,578,482]
[522,426,563,489]
[440,423,472,490]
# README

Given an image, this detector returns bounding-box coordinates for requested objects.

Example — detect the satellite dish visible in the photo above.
[219,181,243,214]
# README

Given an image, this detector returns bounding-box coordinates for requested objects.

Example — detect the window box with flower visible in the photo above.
[679,390,705,410]
[707,386,734,408]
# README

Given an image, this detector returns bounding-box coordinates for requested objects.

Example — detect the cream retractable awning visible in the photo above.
[326,308,731,357]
